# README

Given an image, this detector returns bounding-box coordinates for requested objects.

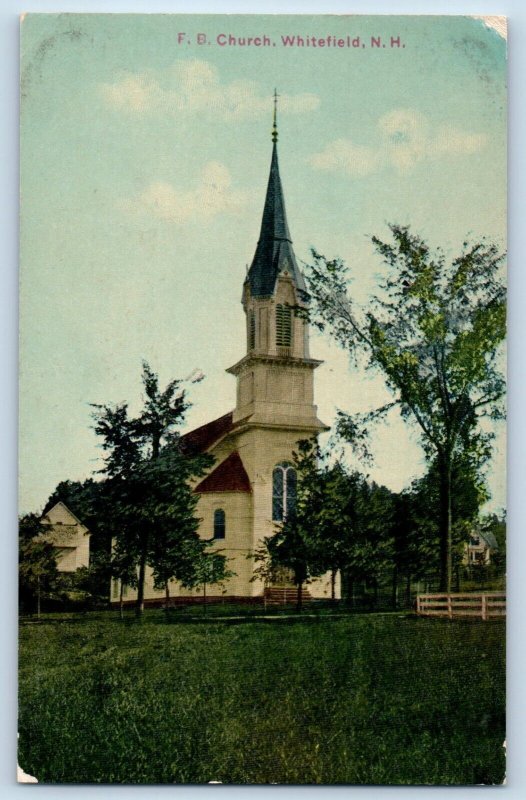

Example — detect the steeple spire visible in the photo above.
[272,88,279,143]
[244,91,306,299]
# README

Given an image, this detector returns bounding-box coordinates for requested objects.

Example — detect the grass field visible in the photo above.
[18,610,505,785]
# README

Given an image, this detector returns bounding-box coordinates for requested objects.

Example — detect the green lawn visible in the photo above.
[18,610,505,784]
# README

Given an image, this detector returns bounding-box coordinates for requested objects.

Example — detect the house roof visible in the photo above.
[194,451,251,493]
[245,141,306,299]
[179,411,236,456]
[42,501,89,533]
[479,530,499,550]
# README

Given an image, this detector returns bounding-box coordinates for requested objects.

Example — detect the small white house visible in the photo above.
[40,502,91,573]
[464,529,499,567]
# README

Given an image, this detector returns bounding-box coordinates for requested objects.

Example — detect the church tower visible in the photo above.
[222,93,328,585]
[227,94,326,436]
[118,96,335,606]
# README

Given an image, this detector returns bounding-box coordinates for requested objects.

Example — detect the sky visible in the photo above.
[19,13,507,514]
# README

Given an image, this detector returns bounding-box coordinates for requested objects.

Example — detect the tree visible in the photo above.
[256,439,395,610]
[92,362,213,615]
[182,547,234,614]
[325,472,394,608]
[109,542,138,618]
[302,225,506,591]
[19,514,59,617]
[258,440,328,611]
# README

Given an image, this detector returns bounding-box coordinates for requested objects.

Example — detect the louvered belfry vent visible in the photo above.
[276,304,292,347]
[249,311,256,350]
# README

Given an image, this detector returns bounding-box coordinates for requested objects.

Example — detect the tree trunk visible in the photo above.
[37,575,41,619]
[348,577,354,609]
[330,568,337,603]
[165,582,170,609]
[372,577,378,608]
[391,566,398,609]
[296,581,303,612]
[438,459,453,593]
[136,549,147,617]
[119,581,124,620]
[406,573,411,607]
[203,581,207,616]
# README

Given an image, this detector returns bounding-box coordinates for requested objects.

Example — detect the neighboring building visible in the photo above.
[41,501,91,573]
[115,115,338,605]
[464,529,499,566]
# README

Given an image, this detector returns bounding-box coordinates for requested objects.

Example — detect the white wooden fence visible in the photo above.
[416,592,506,621]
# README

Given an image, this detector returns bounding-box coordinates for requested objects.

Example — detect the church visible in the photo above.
[113,108,338,606]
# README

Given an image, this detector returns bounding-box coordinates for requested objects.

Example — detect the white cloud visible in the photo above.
[122,161,250,223]
[308,138,380,176]
[101,60,319,119]
[309,108,487,177]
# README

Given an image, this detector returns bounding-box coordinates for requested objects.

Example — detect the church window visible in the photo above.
[249,311,256,350]
[272,462,297,521]
[276,304,292,346]
[213,509,226,539]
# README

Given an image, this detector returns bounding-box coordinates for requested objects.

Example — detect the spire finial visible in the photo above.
[272,88,279,143]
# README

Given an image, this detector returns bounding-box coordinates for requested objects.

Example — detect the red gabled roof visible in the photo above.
[179,411,235,455]
[195,451,251,493]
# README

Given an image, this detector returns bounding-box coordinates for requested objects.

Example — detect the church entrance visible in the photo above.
[264,567,312,605]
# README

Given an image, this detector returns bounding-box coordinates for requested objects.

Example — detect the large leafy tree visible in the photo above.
[302,225,506,591]
[92,362,214,615]
[258,439,395,609]
[318,467,394,607]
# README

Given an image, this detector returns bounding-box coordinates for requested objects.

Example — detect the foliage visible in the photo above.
[180,547,234,609]
[302,225,506,591]
[319,464,395,593]
[19,612,505,784]
[259,440,329,609]
[44,479,104,535]
[258,439,396,608]
[43,479,117,604]
[91,362,214,614]
[18,514,59,616]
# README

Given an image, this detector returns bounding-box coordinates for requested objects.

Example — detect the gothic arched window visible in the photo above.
[213,509,226,539]
[272,462,297,521]
[276,304,292,347]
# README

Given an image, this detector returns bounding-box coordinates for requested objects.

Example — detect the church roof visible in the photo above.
[195,451,251,493]
[179,411,236,455]
[245,141,306,298]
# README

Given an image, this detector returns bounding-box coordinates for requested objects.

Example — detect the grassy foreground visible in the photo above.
[18,611,505,784]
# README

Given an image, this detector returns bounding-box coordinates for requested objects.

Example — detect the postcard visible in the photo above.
[19,14,506,784]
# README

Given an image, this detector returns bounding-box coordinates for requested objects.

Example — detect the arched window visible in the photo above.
[249,310,256,350]
[276,304,292,347]
[272,462,297,521]
[213,509,225,539]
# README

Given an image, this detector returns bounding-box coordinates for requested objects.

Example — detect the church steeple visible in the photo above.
[245,93,306,299]
[227,97,326,434]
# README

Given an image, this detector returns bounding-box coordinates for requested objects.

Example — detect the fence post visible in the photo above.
[416,595,421,615]
[481,594,487,621]
[447,594,452,619]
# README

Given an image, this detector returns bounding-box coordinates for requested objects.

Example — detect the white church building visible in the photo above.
[114,116,338,606]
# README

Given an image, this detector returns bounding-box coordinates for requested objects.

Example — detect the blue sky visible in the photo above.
[19,13,506,513]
